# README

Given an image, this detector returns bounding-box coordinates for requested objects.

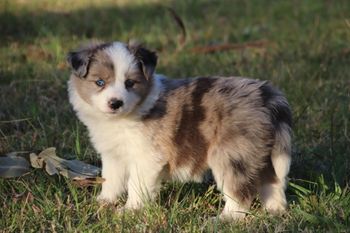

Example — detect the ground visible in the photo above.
[0,0,349,232]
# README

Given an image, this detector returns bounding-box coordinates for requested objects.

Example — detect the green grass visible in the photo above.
[1,0,349,232]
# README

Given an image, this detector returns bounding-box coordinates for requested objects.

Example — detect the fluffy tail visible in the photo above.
[258,82,292,212]
[271,123,292,189]
[259,82,292,189]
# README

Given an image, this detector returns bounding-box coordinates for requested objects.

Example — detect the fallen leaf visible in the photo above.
[63,159,101,176]
[3,147,102,183]
[0,153,30,178]
[29,147,101,180]
[45,159,60,175]
[38,147,61,161]
[29,153,43,168]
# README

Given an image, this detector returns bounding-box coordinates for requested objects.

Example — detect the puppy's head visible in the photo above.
[67,41,157,116]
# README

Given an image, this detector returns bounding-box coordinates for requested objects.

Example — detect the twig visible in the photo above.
[0,118,31,124]
[166,7,187,46]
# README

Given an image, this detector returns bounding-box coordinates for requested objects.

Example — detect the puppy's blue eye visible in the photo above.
[95,79,105,87]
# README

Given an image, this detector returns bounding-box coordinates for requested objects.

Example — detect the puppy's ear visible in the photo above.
[67,50,92,78]
[128,42,157,80]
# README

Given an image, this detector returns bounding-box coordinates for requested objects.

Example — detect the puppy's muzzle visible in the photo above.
[108,98,124,110]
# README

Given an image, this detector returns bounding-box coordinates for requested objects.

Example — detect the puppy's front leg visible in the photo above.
[125,163,163,209]
[97,155,127,204]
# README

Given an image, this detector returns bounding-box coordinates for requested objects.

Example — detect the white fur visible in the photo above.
[67,43,189,208]
[260,154,290,213]
[259,181,287,214]
[68,68,167,208]
[172,164,203,182]
[105,42,137,81]
[70,88,165,208]
[272,126,291,185]
[220,195,248,220]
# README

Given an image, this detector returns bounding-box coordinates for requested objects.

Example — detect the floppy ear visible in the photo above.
[67,50,92,78]
[128,42,157,80]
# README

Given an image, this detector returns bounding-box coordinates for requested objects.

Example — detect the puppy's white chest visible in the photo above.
[87,119,152,159]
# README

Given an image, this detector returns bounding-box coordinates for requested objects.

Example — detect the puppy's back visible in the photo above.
[143,76,291,184]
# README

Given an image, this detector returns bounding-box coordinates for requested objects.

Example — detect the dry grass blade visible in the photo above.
[72,177,105,187]
[166,7,187,46]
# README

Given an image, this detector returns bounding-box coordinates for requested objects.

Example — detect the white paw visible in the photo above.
[219,210,246,221]
[115,206,127,214]
[114,204,141,215]
[124,200,143,210]
[265,200,287,214]
[96,193,116,205]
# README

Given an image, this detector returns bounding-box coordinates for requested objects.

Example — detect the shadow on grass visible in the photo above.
[0,2,170,43]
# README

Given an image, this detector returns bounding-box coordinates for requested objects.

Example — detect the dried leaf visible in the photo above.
[38,147,64,162]
[45,159,59,175]
[29,147,101,180]
[63,159,100,176]
[29,153,43,168]
[4,147,102,183]
[0,154,30,178]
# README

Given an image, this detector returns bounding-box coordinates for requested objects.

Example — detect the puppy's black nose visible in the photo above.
[108,98,123,110]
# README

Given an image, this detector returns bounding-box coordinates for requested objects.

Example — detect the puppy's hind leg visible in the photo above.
[209,148,257,220]
[259,124,291,214]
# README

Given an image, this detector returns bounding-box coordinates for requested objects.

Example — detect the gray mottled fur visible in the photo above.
[143,77,291,209]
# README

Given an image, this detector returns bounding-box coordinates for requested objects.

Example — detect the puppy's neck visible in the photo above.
[135,74,165,117]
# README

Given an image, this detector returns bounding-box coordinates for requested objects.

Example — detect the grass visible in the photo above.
[0,0,349,232]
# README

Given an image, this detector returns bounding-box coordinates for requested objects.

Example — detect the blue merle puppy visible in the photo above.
[67,41,292,220]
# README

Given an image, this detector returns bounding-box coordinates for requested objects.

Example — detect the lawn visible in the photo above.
[0,0,349,232]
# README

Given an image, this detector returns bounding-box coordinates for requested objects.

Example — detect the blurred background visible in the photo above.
[0,0,349,231]
[0,0,350,232]
[1,0,350,188]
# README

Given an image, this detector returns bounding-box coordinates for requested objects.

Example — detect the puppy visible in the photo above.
[67,41,292,220]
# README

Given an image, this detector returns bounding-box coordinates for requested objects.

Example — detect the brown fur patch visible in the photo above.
[235,181,257,204]
[67,42,112,78]
[259,156,278,184]
[230,158,247,176]
[72,49,115,105]
[142,98,167,120]
[126,69,152,102]
[173,78,216,175]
